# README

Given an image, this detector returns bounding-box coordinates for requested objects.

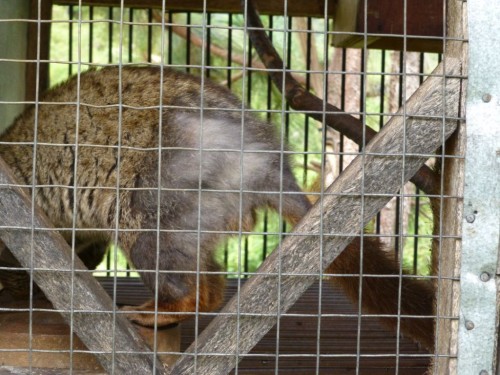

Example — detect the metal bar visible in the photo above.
[457,0,500,373]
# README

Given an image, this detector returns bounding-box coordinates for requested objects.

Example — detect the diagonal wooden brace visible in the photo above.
[170,58,462,375]
[0,161,165,374]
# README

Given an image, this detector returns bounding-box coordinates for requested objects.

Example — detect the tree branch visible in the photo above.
[242,0,440,195]
[153,11,307,86]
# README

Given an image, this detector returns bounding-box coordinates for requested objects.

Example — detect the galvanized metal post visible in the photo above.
[458,1,500,374]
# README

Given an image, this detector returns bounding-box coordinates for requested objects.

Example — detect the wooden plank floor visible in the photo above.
[97,277,431,374]
[0,277,430,374]
[178,280,431,375]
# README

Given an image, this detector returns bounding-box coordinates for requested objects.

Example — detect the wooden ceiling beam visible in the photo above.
[53,0,336,18]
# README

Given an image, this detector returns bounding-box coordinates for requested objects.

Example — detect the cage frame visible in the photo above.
[0,0,497,374]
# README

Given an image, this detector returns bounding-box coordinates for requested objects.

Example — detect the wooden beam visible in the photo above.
[433,0,467,372]
[333,0,444,53]
[53,0,335,18]
[0,158,166,374]
[170,58,461,374]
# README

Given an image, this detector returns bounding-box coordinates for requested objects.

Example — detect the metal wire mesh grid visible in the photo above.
[0,1,470,374]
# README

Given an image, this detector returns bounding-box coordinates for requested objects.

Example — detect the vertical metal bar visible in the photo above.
[238,1,254,371]
[112,1,127,372]
[355,0,369,372]
[246,38,252,105]
[68,5,73,75]
[151,0,168,369]
[128,8,133,63]
[375,50,386,236]
[147,9,153,63]
[338,48,346,173]
[69,3,85,371]
[28,2,44,371]
[458,1,500,373]
[167,10,172,65]
[412,52,425,275]
[302,17,312,188]
[205,12,211,78]
[226,13,233,88]
[395,1,409,370]
[105,6,113,276]
[243,239,249,275]
[244,14,253,278]
[222,13,232,270]
[284,16,292,142]
[274,4,290,372]
[89,6,93,63]
[393,51,404,260]
[261,15,273,262]
[379,50,386,130]
[107,7,113,63]
[282,15,293,239]
[186,12,191,72]
[193,3,209,372]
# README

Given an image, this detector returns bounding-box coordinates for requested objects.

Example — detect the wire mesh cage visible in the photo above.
[0,1,497,375]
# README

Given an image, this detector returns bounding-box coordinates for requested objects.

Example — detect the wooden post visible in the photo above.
[332,0,444,52]
[170,59,461,375]
[432,0,467,373]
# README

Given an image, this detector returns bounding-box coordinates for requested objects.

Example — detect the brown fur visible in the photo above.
[122,270,225,326]
[325,238,434,350]
[304,177,437,351]
[0,66,434,350]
